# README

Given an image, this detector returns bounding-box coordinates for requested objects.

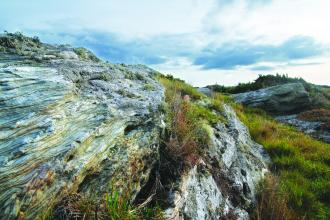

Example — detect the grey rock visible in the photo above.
[0,33,270,220]
[164,105,269,220]
[276,115,330,143]
[232,83,312,114]
[198,87,213,96]
[0,51,164,219]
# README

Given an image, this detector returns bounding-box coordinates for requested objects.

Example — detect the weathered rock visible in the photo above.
[0,48,164,219]
[0,33,270,220]
[164,105,270,220]
[232,83,312,114]
[276,114,330,143]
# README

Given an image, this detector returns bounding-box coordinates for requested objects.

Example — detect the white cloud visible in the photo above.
[0,0,329,86]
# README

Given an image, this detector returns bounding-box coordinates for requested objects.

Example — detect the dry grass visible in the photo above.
[298,108,330,122]
[158,76,213,167]
[252,175,298,220]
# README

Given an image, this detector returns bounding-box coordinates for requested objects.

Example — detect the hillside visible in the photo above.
[208,74,330,110]
[205,75,330,143]
[0,33,329,220]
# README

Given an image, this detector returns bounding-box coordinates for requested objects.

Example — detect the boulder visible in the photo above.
[232,83,312,114]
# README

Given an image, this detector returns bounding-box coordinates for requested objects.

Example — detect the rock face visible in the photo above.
[232,83,311,114]
[0,33,269,220]
[276,115,330,143]
[164,105,269,220]
[0,36,164,219]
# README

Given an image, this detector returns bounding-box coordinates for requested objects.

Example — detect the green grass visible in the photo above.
[73,47,100,62]
[105,188,137,220]
[233,104,330,219]
[44,189,164,220]
[143,83,155,91]
[157,76,228,163]
[158,75,204,100]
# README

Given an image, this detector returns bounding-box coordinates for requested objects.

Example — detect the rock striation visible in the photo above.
[232,83,312,114]
[0,33,164,219]
[0,33,269,220]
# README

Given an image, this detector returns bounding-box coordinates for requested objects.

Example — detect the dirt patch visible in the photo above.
[298,108,330,122]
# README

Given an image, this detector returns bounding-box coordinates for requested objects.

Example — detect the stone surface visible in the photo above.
[232,83,312,114]
[164,105,270,220]
[197,87,213,97]
[0,44,164,219]
[276,115,330,143]
[0,33,270,220]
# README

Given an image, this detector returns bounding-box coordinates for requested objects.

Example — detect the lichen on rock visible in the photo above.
[0,33,270,220]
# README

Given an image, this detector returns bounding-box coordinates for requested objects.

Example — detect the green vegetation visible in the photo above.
[210,74,306,94]
[158,76,210,165]
[233,103,330,219]
[118,89,138,98]
[157,75,226,167]
[0,31,42,56]
[44,184,164,220]
[159,74,204,100]
[306,84,330,109]
[143,83,155,91]
[210,74,330,110]
[105,187,137,220]
[73,47,100,62]
[252,175,299,220]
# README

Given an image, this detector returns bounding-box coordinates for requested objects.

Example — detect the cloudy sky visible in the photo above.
[1,0,329,86]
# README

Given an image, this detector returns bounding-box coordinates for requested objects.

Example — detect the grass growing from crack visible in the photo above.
[44,182,164,220]
[157,75,227,167]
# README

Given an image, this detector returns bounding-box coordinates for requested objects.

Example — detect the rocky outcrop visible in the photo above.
[276,114,330,143]
[0,33,269,219]
[0,41,164,218]
[164,105,269,220]
[232,83,311,114]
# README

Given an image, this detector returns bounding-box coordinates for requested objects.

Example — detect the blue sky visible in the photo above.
[1,0,329,86]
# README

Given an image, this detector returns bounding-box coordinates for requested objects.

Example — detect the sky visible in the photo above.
[0,0,329,86]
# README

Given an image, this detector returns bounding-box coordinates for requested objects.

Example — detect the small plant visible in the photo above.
[117,89,137,98]
[143,83,155,91]
[51,193,95,220]
[98,72,112,81]
[105,187,138,220]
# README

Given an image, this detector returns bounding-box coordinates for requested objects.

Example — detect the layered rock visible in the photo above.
[0,47,164,219]
[232,83,311,114]
[0,33,270,220]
